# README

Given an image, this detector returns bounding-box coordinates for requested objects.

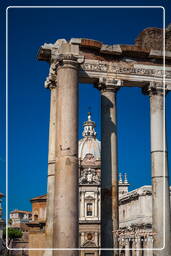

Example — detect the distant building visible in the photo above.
[30,195,47,223]
[118,184,171,255]
[10,210,32,231]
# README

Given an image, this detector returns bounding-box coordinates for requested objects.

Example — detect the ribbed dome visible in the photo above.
[79,113,101,160]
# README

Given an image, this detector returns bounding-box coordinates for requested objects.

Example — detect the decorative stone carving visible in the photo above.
[44,62,57,89]
[79,168,100,185]
[81,60,171,79]
[83,241,96,248]
[96,77,122,92]
[135,25,171,51]
[81,153,100,166]
[135,27,163,50]
[142,81,166,96]
[87,233,93,240]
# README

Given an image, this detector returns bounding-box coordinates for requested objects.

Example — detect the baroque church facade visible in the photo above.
[78,113,101,255]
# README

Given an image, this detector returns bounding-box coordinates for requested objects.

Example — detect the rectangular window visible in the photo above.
[87,203,93,216]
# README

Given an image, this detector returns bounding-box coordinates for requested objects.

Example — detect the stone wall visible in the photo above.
[28,231,45,256]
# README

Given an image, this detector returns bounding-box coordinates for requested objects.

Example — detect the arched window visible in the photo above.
[33,211,39,221]
[34,214,38,221]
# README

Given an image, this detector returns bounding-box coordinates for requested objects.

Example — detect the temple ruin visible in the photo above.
[35,26,171,256]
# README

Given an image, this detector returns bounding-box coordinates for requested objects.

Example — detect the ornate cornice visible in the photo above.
[119,187,152,205]
[38,37,171,90]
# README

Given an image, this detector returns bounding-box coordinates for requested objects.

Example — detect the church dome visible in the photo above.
[79,113,101,160]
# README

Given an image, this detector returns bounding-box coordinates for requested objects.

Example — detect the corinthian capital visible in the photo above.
[44,62,57,89]
[95,77,122,92]
[142,81,168,96]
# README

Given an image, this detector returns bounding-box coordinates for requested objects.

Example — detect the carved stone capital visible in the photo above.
[56,54,84,70]
[95,77,122,92]
[142,81,167,96]
[44,62,57,89]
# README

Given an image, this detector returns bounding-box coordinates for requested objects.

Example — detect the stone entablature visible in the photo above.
[81,60,171,78]
[80,59,171,85]
[38,27,171,91]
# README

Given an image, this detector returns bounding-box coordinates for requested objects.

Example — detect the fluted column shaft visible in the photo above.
[53,55,79,256]
[97,78,120,256]
[143,82,171,256]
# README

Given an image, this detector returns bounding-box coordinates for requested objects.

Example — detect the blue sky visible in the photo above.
[0,0,171,217]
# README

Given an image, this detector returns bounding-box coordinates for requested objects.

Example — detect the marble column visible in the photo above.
[143,82,171,256]
[43,62,57,256]
[96,78,120,256]
[53,55,80,256]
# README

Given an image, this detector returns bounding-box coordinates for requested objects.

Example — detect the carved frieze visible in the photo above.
[81,60,171,79]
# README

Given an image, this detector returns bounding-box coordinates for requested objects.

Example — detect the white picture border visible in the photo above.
[6,5,166,251]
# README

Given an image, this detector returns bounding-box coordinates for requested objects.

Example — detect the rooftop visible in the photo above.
[10,210,32,214]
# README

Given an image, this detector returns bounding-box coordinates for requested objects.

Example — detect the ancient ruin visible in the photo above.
[36,26,171,256]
